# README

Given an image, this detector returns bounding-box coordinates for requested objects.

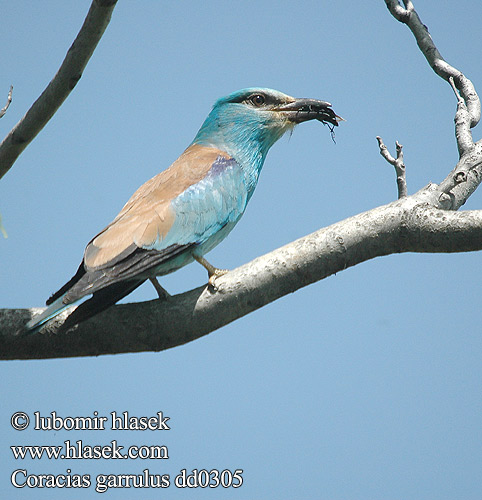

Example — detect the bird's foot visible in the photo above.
[149,278,171,300]
[207,268,229,290]
[193,255,229,291]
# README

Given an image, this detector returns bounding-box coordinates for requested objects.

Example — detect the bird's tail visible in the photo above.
[22,279,145,335]
[23,295,74,334]
[58,279,145,332]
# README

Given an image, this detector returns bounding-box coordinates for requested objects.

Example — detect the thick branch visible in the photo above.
[0,0,118,180]
[1,196,481,360]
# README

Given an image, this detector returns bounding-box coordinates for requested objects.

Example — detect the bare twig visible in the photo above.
[0,0,118,180]
[0,86,13,119]
[449,76,463,105]
[376,136,407,198]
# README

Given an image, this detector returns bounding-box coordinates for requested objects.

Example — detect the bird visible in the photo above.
[25,87,342,333]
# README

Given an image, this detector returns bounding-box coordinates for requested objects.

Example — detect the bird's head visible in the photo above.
[193,88,342,169]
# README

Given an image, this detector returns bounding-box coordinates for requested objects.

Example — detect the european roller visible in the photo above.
[26,88,341,332]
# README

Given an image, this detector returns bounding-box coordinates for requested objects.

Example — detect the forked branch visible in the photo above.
[377,137,407,198]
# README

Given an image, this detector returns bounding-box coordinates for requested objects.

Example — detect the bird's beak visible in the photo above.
[276,98,344,127]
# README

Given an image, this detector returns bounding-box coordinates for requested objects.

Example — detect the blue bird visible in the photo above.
[26,88,342,332]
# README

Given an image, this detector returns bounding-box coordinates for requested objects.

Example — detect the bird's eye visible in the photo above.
[249,94,266,107]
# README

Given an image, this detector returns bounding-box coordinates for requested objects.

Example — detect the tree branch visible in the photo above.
[384,0,481,132]
[1,196,482,360]
[0,0,118,180]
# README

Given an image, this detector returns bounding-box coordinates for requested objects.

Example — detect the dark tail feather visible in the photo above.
[59,279,146,332]
[47,262,85,305]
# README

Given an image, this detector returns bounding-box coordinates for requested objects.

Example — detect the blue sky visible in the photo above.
[1,1,481,498]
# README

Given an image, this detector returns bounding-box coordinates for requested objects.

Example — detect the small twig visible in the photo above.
[0,86,13,119]
[377,136,407,199]
[448,76,463,104]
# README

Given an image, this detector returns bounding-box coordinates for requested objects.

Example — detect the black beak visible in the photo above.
[278,98,343,127]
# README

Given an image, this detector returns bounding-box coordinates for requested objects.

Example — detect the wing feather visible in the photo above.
[84,144,232,270]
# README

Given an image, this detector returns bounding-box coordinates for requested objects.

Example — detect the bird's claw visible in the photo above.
[208,268,229,290]
[193,254,229,290]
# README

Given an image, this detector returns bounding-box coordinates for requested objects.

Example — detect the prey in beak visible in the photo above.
[276,97,344,141]
[278,98,344,128]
